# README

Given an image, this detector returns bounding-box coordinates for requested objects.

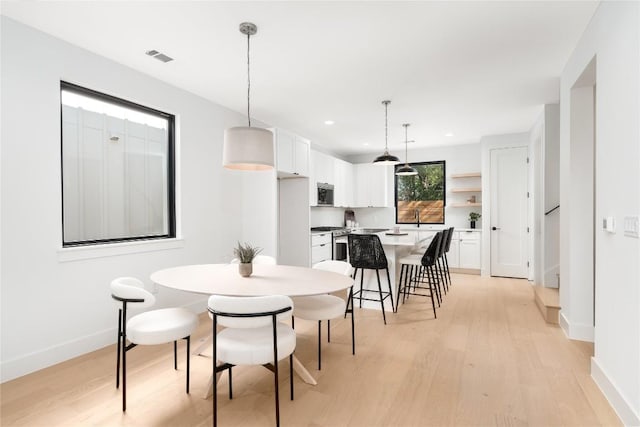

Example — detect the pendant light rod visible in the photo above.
[373,100,400,164]
[223,22,274,171]
[403,123,409,160]
[383,100,390,151]
[239,22,257,127]
[396,123,418,176]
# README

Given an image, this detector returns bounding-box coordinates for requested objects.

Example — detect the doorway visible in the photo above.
[490,146,529,278]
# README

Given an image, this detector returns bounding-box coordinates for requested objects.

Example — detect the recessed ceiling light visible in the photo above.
[324,120,334,125]
[363,143,369,146]
[445,132,454,137]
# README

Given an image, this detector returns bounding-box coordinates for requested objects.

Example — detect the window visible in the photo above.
[60,82,175,246]
[395,161,446,224]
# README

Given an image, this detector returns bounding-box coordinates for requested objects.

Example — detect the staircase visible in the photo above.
[534,285,560,325]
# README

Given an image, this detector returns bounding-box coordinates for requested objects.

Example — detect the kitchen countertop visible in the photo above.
[337,229,435,247]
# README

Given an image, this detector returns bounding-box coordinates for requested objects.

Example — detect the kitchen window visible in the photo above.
[60,82,175,246]
[394,161,446,224]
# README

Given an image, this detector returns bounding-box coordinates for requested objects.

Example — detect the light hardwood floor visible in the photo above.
[1,274,621,426]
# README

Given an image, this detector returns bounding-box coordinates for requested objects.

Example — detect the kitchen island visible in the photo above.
[335,229,435,312]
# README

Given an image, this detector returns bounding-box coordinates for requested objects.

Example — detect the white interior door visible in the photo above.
[490,147,529,278]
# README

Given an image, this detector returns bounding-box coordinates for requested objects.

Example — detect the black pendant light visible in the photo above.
[396,123,418,176]
[373,100,400,164]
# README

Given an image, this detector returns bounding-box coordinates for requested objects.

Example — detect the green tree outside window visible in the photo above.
[395,161,446,224]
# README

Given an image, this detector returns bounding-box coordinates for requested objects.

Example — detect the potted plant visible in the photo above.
[234,242,262,277]
[469,212,481,229]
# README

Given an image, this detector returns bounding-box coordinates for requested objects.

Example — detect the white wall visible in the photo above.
[0,18,258,381]
[347,143,482,230]
[559,3,640,424]
[543,105,561,287]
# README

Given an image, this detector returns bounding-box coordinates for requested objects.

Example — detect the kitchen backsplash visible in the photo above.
[311,206,479,229]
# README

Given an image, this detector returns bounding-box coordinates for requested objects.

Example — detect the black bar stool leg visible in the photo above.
[385,268,394,315]
[317,321,322,370]
[375,269,387,325]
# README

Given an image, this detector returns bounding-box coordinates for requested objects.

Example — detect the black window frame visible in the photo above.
[60,81,176,247]
[394,160,446,225]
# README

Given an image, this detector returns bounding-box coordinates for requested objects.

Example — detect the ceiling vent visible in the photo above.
[145,50,174,63]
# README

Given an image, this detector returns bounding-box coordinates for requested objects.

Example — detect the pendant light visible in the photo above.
[223,22,274,171]
[396,123,418,176]
[373,100,400,165]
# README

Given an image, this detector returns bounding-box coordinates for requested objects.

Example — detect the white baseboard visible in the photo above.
[559,311,594,342]
[1,298,209,384]
[591,357,640,426]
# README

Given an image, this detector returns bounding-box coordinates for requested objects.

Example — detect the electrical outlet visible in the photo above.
[624,216,639,238]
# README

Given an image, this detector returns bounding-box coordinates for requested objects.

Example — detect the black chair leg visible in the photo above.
[327,319,331,343]
[444,253,452,288]
[116,310,122,389]
[213,316,218,427]
[186,336,190,393]
[317,321,322,370]
[289,354,294,401]
[385,268,395,315]
[395,265,405,312]
[375,269,387,325]
[358,268,364,308]
[174,341,178,370]
[228,367,233,399]
[429,269,437,319]
[271,317,281,427]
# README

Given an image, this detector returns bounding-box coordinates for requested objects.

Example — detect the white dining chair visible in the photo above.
[110,277,198,412]
[291,260,355,370]
[208,295,296,427]
[192,254,279,358]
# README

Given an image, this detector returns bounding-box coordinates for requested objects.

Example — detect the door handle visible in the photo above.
[492,226,501,231]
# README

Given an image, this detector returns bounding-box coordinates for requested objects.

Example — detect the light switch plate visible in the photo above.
[603,216,616,233]
[624,216,639,238]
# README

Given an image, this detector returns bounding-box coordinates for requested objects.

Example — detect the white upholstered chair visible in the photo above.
[192,255,279,358]
[110,277,198,412]
[208,295,296,427]
[291,260,355,370]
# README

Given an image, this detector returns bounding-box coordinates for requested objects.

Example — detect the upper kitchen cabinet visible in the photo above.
[274,128,310,178]
[311,150,335,185]
[309,149,335,206]
[333,158,354,207]
[353,163,392,207]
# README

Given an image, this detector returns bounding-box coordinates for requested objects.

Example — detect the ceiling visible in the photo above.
[1,1,598,157]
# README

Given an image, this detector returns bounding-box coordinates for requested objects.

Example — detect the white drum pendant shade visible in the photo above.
[223,126,274,171]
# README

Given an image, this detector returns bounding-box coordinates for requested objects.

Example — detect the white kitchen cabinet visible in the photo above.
[275,129,309,177]
[447,230,481,271]
[448,236,460,268]
[312,150,335,185]
[333,158,354,207]
[311,232,332,265]
[353,163,392,208]
[458,230,481,269]
[309,149,336,206]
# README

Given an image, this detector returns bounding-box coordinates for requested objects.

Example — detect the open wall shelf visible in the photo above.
[450,203,482,207]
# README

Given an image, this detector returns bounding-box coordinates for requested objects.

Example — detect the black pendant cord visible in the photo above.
[247,32,251,127]
[404,125,409,164]
[384,102,389,152]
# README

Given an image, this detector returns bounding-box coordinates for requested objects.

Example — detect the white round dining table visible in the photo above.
[150,263,354,297]
[150,263,355,393]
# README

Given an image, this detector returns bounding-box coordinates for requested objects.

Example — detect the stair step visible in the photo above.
[533,285,560,324]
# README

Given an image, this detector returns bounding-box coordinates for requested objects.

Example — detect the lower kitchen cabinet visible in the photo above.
[311,232,332,265]
[448,230,481,272]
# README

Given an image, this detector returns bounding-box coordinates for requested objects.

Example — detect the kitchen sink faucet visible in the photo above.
[415,208,421,228]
